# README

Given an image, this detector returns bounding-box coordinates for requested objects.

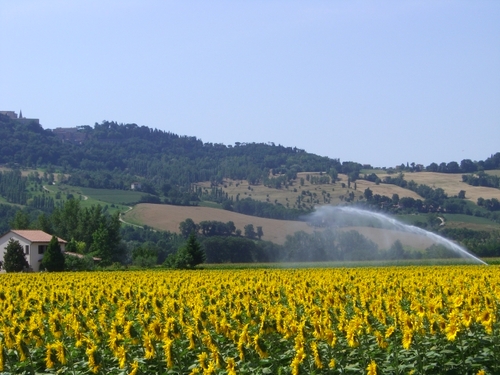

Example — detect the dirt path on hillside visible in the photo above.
[119,206,144,228]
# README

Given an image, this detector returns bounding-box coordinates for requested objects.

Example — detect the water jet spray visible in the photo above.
[307,206,487,265]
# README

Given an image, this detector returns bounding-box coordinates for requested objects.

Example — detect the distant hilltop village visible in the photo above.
[51,126,87,143]
[1,110,87,143]
[0,110,39,125]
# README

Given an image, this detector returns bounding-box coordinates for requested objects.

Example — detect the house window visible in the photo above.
[25,245,29,255]
[38,245,47,254]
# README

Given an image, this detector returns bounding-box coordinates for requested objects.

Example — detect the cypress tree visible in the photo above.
[166,232,205,269]
[41,236,65,272]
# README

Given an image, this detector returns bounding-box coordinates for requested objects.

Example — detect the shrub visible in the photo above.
[64,254,95,271]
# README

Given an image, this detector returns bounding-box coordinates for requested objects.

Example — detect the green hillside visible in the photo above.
[0,113,499,266]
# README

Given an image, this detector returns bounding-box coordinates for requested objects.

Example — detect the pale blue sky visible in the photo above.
[1,1,499,168]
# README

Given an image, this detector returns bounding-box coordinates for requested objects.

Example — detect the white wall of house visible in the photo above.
[0,233,66,272]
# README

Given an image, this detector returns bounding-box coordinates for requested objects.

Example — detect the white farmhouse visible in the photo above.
[0,230,66,272]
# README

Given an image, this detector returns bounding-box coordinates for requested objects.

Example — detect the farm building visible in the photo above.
[131,182,142,190]
[0,230,66,272]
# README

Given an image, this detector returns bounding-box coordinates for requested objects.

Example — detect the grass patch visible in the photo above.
[42,184,130,215]
[442,213,498,225]
[396,213,431,225]
[483,257,500,265]
[485,169,500,177]
[360,168,386,175]
[201,258,487,269]
[198,201,223,209]
[119,210,145,228]
[79,187,147,205]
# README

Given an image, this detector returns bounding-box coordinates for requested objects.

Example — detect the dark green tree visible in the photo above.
[387,240,406,260]
[185,231,205,266]
[10,210,30,229]
[244,224,256,239]
[391,193,400,205]
[364,188,373,201]
[132,241,159,267]
[89,224,113,266]
[51,199,81,241]
[36,213,53,234]
[165,232,205,269]
[3,239,29,272]
[41,236,65,272]
[179,218,197,238]
[256,226,264,240]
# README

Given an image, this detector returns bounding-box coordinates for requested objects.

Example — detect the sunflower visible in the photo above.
[53,340,66,365]
[445,318,460,341]
[15,332,28,362]
[0,339,4,371]
[385,325,395,339]
[402,329,413,350]
[366,360,377,375]
[45,344,57,369]
[128,360,139,375]
[254,334,268,358]
[198,351,209,370]
[311,341,323,369]
[142,332,155,359]
[85,342,101,374]
[290,347,306,375]
[462,310,473,328]
[328,358,336,369]
[477,310,494,334]
[225,357,237,375]
[375,331,388,349]
[116,345,127,369]
[163,336,174,368]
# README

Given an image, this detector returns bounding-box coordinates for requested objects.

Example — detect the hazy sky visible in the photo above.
[1,1,499,168]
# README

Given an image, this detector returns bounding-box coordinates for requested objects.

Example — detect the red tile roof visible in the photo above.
[10,230,67,244]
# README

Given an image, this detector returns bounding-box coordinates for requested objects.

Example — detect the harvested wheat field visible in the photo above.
[377,172,500,203]
[124,203,314,244]
[194,172,421,210]
[346,177,422,200]
[125,204,443,249]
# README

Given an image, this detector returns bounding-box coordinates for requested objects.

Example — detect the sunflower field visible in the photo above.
[0,266,498,374]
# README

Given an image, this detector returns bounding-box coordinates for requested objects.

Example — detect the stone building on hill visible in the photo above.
[0,110,40,125]
[52,127,87,143]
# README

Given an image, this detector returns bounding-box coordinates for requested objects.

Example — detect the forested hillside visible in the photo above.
[3,114,500,192]
[0,114,344,192]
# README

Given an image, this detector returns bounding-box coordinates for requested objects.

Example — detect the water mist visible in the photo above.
[306,206,487,265]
